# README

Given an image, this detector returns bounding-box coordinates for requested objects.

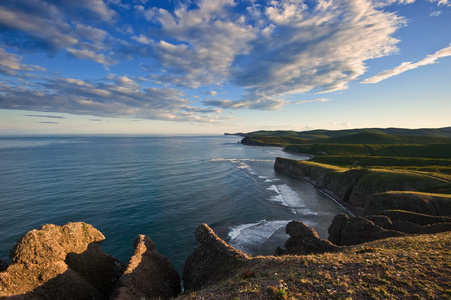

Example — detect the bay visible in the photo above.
[0,135,349,273]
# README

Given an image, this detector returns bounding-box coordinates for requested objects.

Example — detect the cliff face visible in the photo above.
[274,157,363,205]
[274,157,451,215]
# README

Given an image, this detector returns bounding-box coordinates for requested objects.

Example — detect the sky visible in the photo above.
[0,0,450,135]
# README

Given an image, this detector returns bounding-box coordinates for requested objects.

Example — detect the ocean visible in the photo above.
[0,135,349,273]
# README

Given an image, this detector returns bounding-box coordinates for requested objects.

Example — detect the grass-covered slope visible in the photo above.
[177,232,451,299]
[235,126,451,140]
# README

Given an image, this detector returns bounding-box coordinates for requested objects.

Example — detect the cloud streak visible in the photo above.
[362,43,451,84]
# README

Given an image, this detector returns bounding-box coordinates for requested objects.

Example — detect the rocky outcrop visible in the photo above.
[0,222,125,299]
[366,191,451,216]
[182,224,250,292]
[328,212,451,246]
[0,222,180,300]
[328,214,405,246]
[110,234,180,300]
[275,221,340,255]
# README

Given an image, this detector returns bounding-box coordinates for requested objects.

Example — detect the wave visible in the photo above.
[228,220,290,254]
[209,158,273,177]
[267,184,318,215]
[228,219,317,255]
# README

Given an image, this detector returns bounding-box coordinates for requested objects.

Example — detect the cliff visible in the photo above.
[1,217,450,299]
[274,157,451,215]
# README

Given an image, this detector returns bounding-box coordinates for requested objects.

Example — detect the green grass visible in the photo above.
[176,232,451,299]
[241,136,309,147]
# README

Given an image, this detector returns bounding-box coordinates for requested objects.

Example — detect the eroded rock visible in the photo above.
[0,222,123,299]
[182,224,250,292]
[276,221,340,255]
[111,234,180,300]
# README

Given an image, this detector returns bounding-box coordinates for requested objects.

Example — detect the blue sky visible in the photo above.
[0,0,450,135]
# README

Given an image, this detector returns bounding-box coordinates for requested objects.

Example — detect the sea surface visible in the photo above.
[0,135,349,273]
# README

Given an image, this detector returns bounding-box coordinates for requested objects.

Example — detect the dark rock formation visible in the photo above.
[275,221,340,255]
[0,222,125,299]
[182,224,250,292]
[328,214,405,246]
[65,243,125,297]
[0,259,8,272]
[110,234,180,300]
[366,191,451,216]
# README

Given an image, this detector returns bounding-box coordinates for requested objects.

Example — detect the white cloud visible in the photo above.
[0,48,46,76]
[0,74,228,123]
[132,0,404,110]
[67,48,118,65]
[362,43,451,83]
[136,0,257,87]
[292,98,330,104]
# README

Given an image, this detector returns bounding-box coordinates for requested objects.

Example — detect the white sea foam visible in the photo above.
[267,184,318,215]
[228,220,290,254]
[209,158,272,177]
[258,175,272,182]
[228,219,317,254]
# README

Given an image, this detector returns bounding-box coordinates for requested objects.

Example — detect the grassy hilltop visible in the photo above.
[178,231,451,299]
[238,126,451,214]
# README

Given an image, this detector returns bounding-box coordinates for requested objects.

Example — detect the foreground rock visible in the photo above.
[275,221,340,255]
[182,224,250,292]
[0,223,180,300]
[110,234,180,300]
[0,222,125,299]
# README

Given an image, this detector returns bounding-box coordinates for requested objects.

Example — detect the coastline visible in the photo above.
[278,149,364,217]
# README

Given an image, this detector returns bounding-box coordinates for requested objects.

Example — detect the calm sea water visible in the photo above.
[0,136,349,273]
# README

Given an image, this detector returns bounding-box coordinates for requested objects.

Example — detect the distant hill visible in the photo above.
[229,127,451,140]
[315,132,451,144]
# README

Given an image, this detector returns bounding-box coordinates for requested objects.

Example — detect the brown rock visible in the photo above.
[110,235,180,300]
[276,221,340,255]
[0,222,122,299]
[9,222,105,265]
[182,224,250,292]
[66,243,125,298]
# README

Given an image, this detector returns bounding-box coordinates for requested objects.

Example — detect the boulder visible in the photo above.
[182,224,250,292]
[110,235,180,300]
[276,221,340,255]
[328,214,405,246]
[0,222,124,299]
